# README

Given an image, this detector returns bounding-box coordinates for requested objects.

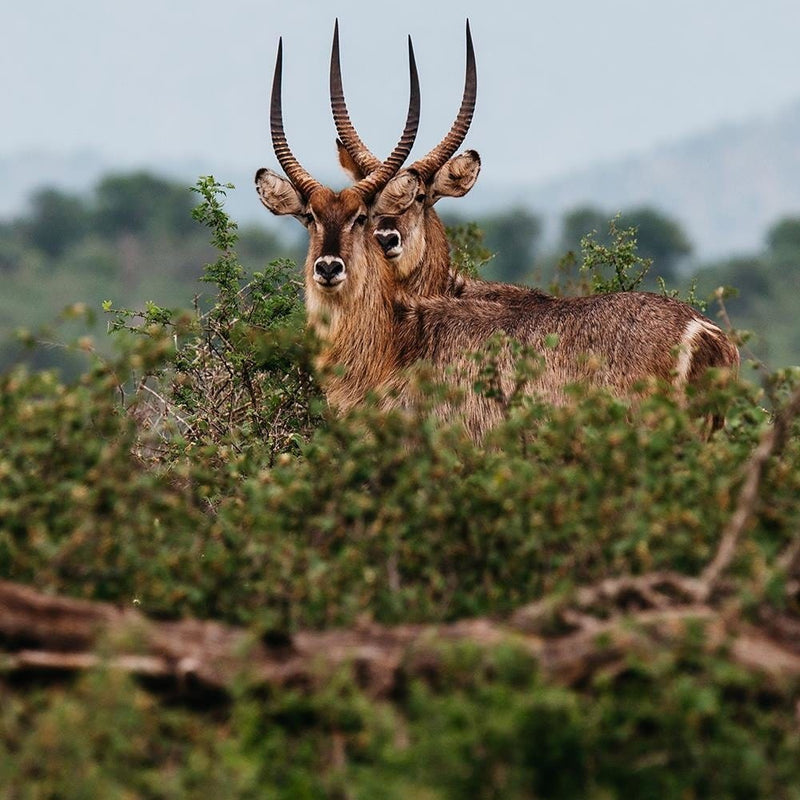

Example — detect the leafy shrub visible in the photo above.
[104,176,322,467]
[1,186,800,797]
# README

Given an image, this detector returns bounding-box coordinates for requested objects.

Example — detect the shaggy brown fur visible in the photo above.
[260,154,742,440]
[259,162,739,441]
[342,152,740,431]
[327,23,739,435]
[392,290,739,439]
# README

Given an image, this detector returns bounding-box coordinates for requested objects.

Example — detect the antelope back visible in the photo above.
[392,290,740,438]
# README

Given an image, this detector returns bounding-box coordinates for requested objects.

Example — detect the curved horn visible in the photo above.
[409,19,476,181]
[351,36,420,200]
[270,37,322,198]
[330,19,382,175]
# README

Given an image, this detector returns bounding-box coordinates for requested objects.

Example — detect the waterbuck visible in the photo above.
[331,19,481,300]
[329,22,740,431]
[256,32,739,440]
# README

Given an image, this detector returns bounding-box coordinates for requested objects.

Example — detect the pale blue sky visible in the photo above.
[4,0,800,188]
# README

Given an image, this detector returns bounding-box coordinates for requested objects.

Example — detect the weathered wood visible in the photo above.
[2,579,800,699]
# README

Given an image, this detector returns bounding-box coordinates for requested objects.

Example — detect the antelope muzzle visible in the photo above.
[313,255,347,289]
[374,221,403,258]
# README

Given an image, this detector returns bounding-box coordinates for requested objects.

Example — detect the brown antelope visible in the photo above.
[256,31,739,440]
[331,19,482,300]
[333,21,589,304]
[329,22,740,430]
[254,34,423,413]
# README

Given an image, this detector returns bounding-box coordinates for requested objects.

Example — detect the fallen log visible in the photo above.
[2,579,800,699]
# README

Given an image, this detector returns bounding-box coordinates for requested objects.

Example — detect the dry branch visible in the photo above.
[700,382,800,594]
[2,580,800,700]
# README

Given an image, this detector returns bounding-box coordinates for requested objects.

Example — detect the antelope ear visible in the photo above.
[255,168,306,217]
[336,139,367,181]
[373,171,420,216]
[429,150,481,203]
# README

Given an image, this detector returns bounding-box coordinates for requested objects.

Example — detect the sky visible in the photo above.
[4,1,800,198]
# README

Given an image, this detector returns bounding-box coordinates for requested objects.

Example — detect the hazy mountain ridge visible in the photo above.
[525,100,800,258]
[0,150,113,218]
[4,99,800,259]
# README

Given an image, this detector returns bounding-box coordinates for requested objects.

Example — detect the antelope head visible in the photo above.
[255,35,420,333]
[331,20,480,288]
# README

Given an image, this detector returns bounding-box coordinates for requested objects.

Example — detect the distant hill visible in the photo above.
[523,100,800,259]
[0,150,221,219]
[0,150,113,219]
[4,99,800,259]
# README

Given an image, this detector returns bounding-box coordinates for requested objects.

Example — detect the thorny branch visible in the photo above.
[513,381,800,632]
[700,381,800,594]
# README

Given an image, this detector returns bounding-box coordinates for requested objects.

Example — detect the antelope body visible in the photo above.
[329,22,740,428]
[257,26,739,439]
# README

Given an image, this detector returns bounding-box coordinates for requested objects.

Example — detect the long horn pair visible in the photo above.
[271,34,420,200]
[331,20,476,183]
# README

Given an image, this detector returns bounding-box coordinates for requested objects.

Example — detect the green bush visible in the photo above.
[1,181,799,798]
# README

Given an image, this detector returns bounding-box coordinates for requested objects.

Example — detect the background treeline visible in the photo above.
[0,172,302,373]
[2,170,800,374]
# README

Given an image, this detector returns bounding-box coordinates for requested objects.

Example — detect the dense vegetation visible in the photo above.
[0,172,301,375]
[0,177,799,797]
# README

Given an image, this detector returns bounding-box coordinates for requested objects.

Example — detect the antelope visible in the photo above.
[329,22,740,429]
[332,21,596,305]
[331,19,482,300]
[255,34,423,414]
[256,31,739,440]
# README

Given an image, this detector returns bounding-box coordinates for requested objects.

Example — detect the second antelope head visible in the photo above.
[331,20,480,293]
[254,34,420,329]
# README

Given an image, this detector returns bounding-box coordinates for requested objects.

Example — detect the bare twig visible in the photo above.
[139,382,195,434]
[714,289,768,376]
[700,382,800,595]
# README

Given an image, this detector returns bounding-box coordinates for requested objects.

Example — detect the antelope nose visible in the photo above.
[314,256,345,283]
[374,230,401,253]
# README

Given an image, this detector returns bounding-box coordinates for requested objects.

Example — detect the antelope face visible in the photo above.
[255,172,370,297]
[370,150,482,276]
[305,187,369,293]
[371,170,423,271]
[257,27,419,317]
[332,19,478,281]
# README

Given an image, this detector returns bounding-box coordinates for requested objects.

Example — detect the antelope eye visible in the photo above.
[304,213,315,225]
[415,193,426,203]
[354,213,368,226]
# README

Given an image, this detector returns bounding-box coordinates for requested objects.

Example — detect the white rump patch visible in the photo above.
[674,318,720,387]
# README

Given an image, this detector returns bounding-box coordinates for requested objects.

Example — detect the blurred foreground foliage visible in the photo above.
[1,181,800,798]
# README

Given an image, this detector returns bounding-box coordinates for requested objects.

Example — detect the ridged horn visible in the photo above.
[350,35,420,200]
[409,19,476,181]
[332,21,476,186]
[270,37,322,198]
[330,19,382,175]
